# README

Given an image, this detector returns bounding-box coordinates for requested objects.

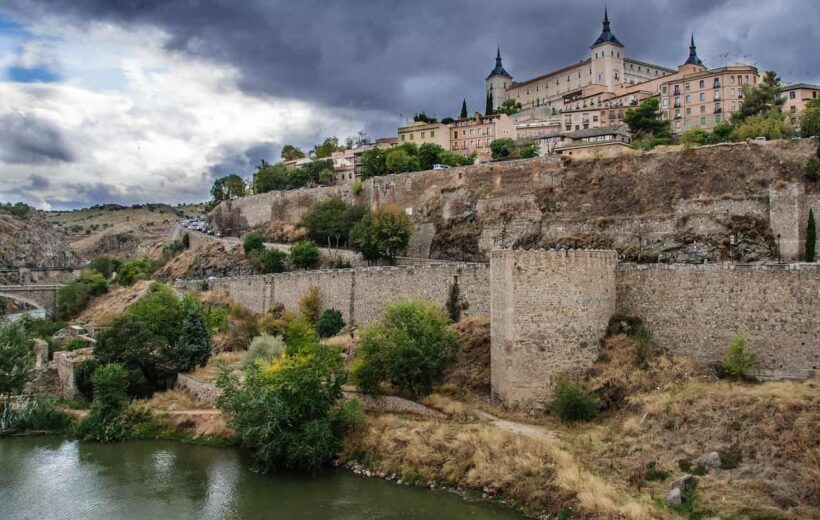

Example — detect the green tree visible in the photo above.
[490,138,516,159]
[459,98,468,119]
[301,198,366,247]
[800,99,820,137]
[94,314,165,398]
[438,150,475,167]
[807,209,816,262]
[518,142,540,158]
[385,148,419,173]
[243,232,264,255]
[290,241,321,270]
[211,174,246,202]
[353,299,458,397]
[316,309,345,338]
[127,283,185,346]
[413,112,438,124]
[313,137,344,159]
[731,71,784,125]
[807,157,820,182]
[680,128,715,147]
[0,320,33,406]
[417,143,445,171]
[360,148,388,179]
[181,232,190,249]
[441,117,455,125]
[712,122,734,142]
[485,92,494,116]
[350,206,413,264]
[217,341,349,473]
[281,145,305,161]
[78,363,132,442]
[624,98,672,139]
[495,98,522,116]
[56,271,109,320]
[253,161,289,193]
[720,336,756,379]
[171,301,212,372]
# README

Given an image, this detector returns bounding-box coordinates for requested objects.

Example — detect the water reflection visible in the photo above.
[0,437,523,520]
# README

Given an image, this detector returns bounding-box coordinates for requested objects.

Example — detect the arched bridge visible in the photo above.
[0,285,61,316]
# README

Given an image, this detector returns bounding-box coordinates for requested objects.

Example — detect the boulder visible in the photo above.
[667,487,682,506]
[698,451,721,468]
[667,474,695,506]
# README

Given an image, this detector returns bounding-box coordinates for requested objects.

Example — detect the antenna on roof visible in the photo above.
[719,52,729,68]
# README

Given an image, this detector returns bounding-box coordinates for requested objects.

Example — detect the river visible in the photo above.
[0,437,524,520]
[2,308,46,321]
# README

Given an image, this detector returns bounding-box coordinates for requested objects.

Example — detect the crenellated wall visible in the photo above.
[490,249,618,406]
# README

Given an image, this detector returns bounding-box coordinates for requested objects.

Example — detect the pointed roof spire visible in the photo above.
[684,33,704,66]
[486,46,512,80]
[592,7,623,48]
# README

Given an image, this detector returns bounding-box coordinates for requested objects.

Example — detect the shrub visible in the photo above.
[257,304,292,337]
[806,209,816,262]
[284,315,318,354]
[353,298,458,397]
[490,138,516,159]
[316,309,345,338]
[350,206,413,264]
[217,342,350,473]
[0,320,34,402]
[301,198,366,247]
[551,378,599,422]
[720,336,756,379]
[290,241,321,270]
[243,334,285,368]
[248,247,287,274]
[88,255,120,279]
[351,180,362,195]
[1,396,73,434]
[56,271,109,320]
[78,363,132,442]
[243,232,264,255]
[181,232,190,249]
[116,258,155,286]
[299,286,321,324]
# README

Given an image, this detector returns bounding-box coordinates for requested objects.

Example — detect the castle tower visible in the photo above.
[590,8,625,91]
[485,47,512,111]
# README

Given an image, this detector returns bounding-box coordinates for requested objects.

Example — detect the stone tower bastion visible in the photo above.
[490,248,618,407]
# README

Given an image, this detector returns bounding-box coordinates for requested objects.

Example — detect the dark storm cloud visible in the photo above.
[0,113,74,164]
[208,142,279,181]
[4,0,818,121]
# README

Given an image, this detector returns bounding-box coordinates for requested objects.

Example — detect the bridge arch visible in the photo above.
[0,285,61,317]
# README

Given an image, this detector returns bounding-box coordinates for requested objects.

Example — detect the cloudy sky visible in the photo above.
[0,0,817,209]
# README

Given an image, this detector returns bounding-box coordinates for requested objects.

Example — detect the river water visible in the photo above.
[0,437,524,520]
[2,308,46,321]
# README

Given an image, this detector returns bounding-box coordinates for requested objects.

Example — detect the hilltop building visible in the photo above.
[778,83,819,130]
[486,9,760,134]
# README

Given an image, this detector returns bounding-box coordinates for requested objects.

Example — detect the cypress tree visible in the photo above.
[806,209,816,262]
[460,98,468,119]
[173,302,212,372]
[485,92,494,116]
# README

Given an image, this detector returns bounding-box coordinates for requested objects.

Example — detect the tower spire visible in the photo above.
[684,33,704,66]
[486,46,511,80]
[592,6,623,48]
[496,46,502,66]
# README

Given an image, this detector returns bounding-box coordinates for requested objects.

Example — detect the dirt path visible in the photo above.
[472,409,557,441]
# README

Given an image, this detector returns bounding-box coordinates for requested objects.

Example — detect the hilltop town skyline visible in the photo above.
[1,0,818,209]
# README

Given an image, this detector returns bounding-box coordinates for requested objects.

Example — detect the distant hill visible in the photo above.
[0,203,77,268]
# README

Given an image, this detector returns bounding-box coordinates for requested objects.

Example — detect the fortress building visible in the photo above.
[487,9,759,134]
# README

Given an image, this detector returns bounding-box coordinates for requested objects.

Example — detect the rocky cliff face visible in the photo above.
[208,139,818,264]
[0,208,77,267]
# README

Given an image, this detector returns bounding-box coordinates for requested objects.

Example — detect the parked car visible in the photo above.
[754,136,767,142]
[432,164,450,170]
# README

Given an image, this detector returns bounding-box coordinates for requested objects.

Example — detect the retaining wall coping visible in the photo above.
[617,262,820,272]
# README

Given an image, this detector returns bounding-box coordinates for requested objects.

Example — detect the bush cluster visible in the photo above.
[551,378,599,422]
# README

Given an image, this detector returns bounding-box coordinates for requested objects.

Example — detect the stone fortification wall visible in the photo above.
[617,263,820,375]
[180,263,490,327]
[490,249,618,407]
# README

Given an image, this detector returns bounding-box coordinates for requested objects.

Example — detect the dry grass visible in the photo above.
[189,351,245,382]
[343,414,659,519]
[421,393,475,421]
[439,316,491,398]
[75,280,155,327]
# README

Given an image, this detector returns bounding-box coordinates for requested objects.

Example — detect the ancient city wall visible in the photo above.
[616,263,820,375]
[490,249,618,406]
[180,263,490,327]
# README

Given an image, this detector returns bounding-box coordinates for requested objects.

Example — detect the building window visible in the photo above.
[430,130,435,137]
[662,85,668,94]
[453,131,458,138]
[699,93,706,101]
[699,80,705,88]
[401,135,405,141]
[790,91,796,99]
[674,85,681,95]
[686,107,691,115]
[685,83,690,90]
[420,131,425,138]
[409,134,414,140]
[714,78,721,88]
[685,95,692,103]
[700,117,706,125]
[700,105,705,114]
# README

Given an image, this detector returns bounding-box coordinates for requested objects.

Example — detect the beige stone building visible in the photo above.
[486,9,762,135]
[449,112,515,162]
[555,124,633,160]
[778,83,819,129]
[398,120,450,148]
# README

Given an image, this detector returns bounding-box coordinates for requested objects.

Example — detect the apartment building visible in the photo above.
[398,120,450,148]
[778,83,819,129]
[449,113,515,162]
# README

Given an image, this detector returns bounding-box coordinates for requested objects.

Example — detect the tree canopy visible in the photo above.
[281,145,305,161]
[350,206,413,264]
[731,71,784,125]
[624,98,672,139]
[211,174,246,202]
[413,113,438,124]
[301,198,366,247]
[495,98,522,116]
[312,137,344,159]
